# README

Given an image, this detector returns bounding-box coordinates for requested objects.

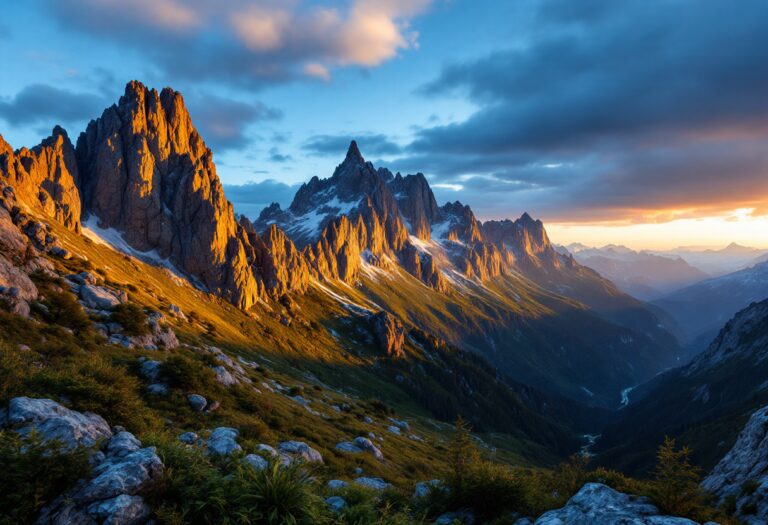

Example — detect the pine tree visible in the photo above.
[447,416,480,498]
[652,436,702,516]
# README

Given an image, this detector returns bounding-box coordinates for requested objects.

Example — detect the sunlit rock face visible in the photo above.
[74,81,309,308]
[0,127,82,232]
[255,141,445,288]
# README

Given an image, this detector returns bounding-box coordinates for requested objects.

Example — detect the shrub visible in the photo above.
[161,355,217,392]
[0,431,90,524]
[110,302,150,337]
[446,417,480,499]
[232,461,325,525]
[40,290,91,333]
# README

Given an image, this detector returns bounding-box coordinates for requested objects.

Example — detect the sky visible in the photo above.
[1,0,768,250]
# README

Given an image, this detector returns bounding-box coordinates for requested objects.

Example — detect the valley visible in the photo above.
[0,80,765,525]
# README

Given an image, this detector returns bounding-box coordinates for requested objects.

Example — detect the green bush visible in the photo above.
[0,431,90,524]
[40,290,91,333]
[151,438,325,525]
[110,302,150,337]
[161,355,217,393]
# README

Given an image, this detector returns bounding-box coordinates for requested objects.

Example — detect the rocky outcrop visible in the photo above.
[369,311,406,358]
[484,213,567,271]
[76,81,267,309]
[255,142,444,288]
[1,398,163,525]
[387,172,441,240]
[37,431,164,525]
[702,404,768,524]
[1,397,112,450]
[528,483,700,524]
[0,127,82,232]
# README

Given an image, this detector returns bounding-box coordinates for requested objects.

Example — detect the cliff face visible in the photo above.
[388,172,441,241]
[255,142,444,288]
[0,127,81,232]
[73,81,309,309]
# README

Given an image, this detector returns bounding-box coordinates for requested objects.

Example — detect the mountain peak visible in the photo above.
[345,140,364,163]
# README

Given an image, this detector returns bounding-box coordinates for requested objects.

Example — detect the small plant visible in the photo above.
[110,302,150,337]
[0,431,91,524]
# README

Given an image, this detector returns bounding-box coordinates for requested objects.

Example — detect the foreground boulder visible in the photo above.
[37,430,163,525]
[702,404,768,524]
[528,483,699,524]
[1,398,163,525]
[1,397,112,450]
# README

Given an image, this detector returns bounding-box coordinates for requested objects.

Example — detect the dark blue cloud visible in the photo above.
[187,94,282,152]
[0,84,108,127]
[409,0,768,220]
[303,133,403,157]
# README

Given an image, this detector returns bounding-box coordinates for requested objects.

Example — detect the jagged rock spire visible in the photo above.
[345,140,364,163]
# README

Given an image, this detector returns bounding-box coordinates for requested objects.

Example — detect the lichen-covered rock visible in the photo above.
[530,483,698,524]
[2,397,112,450]
[242,453,269,471]
[36,430,163,525]
[702,404,768,524]
[369,311,405,359]
[277,441,323,464]
[207,427,242,456]
[353,477,391,491]
[187,394,207,412]
[80,284,126,310]
[326,496,347,513]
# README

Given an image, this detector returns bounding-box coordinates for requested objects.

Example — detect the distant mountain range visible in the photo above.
[560,244,708,300]
[0,80,683,412]
[652,260,768,354]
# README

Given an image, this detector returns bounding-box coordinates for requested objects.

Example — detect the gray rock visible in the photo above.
[387,425,401,435]
[256,443,278,457]
[353,477,391,491]
[327,479,349,490]
[80,284,124,310]
[702,404,768,524]
[106,431,142,458]
[212,365,238,387]
[242,453,269,471]
[187,394,207,412]
[414,479,443,499]
[3,397,112,450]
[325,496,347,513]
[178,432,199,445]
[278,441,323,463]
[138,359,161,382]
[78,447,164,502]
[388,417,410,431]
[353,436,384,460]
[207,427,241,456]
[531,483,698,524]
[86,494,150,525]
[335,441,363,454]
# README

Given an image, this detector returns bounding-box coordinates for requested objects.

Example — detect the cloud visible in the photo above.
[406,0,768,223]
[48,0,432,87]
[224,179,301,218]
[268,147,292,163]
[304,133,403,157]
[186,94,282,151]
[0,84,108,127]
